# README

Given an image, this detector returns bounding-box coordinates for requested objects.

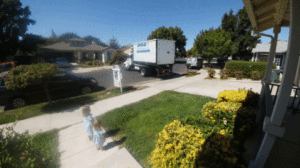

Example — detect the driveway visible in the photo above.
[65,62,196,91]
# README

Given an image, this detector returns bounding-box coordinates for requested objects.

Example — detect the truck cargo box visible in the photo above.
[133,39,175,65]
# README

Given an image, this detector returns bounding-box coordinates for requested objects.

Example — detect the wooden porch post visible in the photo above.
[249,0,300,167]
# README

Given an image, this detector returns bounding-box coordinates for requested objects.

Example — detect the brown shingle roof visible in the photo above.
[41,42,79,51]
[80,43,108,52]
[42,42,108,52]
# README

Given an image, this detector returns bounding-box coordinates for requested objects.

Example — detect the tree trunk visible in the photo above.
[43,82,52,105]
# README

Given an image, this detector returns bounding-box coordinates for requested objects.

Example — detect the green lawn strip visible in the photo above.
[0,86,148,125]
[97,91,216,168]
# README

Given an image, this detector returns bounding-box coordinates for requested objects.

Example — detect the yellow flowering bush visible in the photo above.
[202,101,242,130]
[217,88,260,107]
[217,89,249,103]
[147,120,206,168]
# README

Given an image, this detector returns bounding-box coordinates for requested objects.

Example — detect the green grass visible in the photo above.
[96,91,216,168]
[0,85,147,125]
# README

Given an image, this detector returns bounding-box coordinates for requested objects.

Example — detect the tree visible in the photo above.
[108,36,120,49]
[187,45,199,57]
[194,27,237,64]
[5,63,61,104]
[83,35,106,46]
[221,8,260,60]
[235,8,260,59]
[57,32,81,42]
[19,33,46,54]
[111,49,125,64]
[147,26,187,57]
[0,0,36,61]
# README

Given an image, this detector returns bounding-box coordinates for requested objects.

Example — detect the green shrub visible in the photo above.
[250,71,263,80]
[224,60,276,78]
[219,69,229,79]
[207,68,216,78]
[195,132,246,168]
[107,60,113,65]
[234,70,243,80]
[92,60,102,66]
[0,126,59,168]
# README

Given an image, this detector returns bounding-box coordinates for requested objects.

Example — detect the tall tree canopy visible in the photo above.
[108,36,120,49]
[57,32,81,42]
[83,35,107,46]
[0,0,36,61]
[221,8,260,59]
[147,26,187,57]
[19,33,46,54]
[194,27,237,63]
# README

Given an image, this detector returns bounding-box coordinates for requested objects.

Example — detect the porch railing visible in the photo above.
[252,80,274,160]
[252,81,300,160]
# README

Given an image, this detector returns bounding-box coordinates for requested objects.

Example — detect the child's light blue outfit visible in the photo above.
[93,129,105,148]
[83,115,94,137]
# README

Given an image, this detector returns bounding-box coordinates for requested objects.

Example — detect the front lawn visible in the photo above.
[0,85,147,125]
[97,91,216,168]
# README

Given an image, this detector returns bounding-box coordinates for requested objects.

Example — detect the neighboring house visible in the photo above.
[123,46,133,56]
[252,40,288,70]
[41,38,109,63]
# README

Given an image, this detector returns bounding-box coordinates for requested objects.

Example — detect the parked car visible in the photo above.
[186,56,203,69]
[217,57,228,64]
[0,61,16,73]
[0,71,98,109]
[56,57,70,68]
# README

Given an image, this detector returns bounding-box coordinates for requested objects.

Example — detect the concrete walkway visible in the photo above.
[62,63,113,74]
[5,69,296,168]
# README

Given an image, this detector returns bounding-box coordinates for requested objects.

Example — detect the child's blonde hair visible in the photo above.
[82,105,91,117]
[93,119,104,130]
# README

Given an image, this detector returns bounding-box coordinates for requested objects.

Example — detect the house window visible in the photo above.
[274,55,283,67]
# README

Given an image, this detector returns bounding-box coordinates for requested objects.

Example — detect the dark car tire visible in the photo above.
[11,97,26,109]
[82,86,92,95]
[140,67,148,77]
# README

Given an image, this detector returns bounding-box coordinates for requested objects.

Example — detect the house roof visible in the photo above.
[41,41,109,52]
[243,0,290,32]
[41,42,79,51]
[252,40,288,53]
[67,38,86,42]
[80,43,108,52]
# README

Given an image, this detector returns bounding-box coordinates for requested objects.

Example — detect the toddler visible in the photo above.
[92,119,106,151]
[82,105,94,141]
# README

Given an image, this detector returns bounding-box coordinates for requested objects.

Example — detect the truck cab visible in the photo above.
[186,56,203,69]
[123,54,133,70]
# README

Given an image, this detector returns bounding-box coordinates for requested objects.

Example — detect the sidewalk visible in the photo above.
[0,70,266,168]
[62,63,113,73]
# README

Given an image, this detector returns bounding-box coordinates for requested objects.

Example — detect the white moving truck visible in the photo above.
[123,39,176,77]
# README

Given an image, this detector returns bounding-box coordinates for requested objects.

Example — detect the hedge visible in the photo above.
[224,61,277,78]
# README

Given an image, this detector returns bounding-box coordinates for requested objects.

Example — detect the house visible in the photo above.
[243,0,300,168]
[252,40,289,70]
[41,38,110,63]
[123,45,133,56]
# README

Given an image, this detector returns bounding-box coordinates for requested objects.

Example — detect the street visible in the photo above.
[76,60,190,90]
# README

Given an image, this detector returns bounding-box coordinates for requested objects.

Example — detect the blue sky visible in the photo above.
[22,0,290,50]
